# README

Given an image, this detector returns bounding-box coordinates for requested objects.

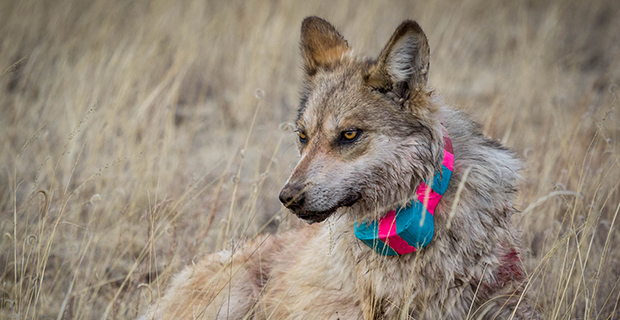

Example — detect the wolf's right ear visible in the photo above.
[366,21,430,99]
[300,17,350,76]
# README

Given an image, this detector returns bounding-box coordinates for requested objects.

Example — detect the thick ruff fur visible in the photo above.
[141,17,539,320]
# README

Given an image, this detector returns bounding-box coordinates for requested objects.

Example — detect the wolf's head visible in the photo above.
[279,17,444,223]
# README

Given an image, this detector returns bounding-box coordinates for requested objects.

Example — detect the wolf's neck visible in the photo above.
[329,101,522,258]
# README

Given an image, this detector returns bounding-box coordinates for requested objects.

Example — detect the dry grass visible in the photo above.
[1,0,619,318]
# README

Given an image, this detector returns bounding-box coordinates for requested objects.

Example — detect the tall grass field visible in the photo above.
[1,0,619,318]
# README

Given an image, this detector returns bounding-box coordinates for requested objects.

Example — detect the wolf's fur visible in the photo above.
[142,17,538,320]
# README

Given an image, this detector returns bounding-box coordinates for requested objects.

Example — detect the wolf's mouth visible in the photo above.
[294,193,361,223]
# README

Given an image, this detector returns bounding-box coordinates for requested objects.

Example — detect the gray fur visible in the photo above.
[141,17,539,320]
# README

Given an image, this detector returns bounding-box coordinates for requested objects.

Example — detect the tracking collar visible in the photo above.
[354,127,454,255]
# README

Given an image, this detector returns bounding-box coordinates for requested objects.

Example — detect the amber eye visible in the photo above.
[343,130,358,140]
[298,131,307,142]
[341,129,360,143]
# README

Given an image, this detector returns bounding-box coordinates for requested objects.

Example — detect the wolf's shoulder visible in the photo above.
[437,100,522,201]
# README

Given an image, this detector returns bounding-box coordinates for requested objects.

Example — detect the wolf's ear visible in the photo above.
[300,17,349,76]
[366,21,430,99]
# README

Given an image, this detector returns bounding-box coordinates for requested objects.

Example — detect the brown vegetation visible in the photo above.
[1,0,619,318]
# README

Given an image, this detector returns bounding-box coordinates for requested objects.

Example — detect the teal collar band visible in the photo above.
[354,128,454,255]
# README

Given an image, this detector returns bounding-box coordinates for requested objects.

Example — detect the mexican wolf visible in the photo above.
[142,17,539,320]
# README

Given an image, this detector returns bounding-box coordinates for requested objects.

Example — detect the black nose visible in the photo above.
[279,185,305,210]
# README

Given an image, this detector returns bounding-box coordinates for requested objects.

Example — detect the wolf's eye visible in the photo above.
[343,131,357,140]
[341,129,360,142]
[298,131,307,143]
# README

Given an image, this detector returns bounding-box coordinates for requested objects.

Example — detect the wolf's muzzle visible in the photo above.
[279,184,305,212]
[279,184,361,223]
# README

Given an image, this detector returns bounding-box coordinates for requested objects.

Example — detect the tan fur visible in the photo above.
[300,17,351,76]
[141,17,539,320]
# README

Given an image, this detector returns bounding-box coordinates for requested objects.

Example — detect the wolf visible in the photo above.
[141,17,539,319]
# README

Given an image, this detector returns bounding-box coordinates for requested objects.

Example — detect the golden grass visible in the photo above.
[1,0,619,318]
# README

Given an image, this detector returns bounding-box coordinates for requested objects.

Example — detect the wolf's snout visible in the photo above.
[279,184,305,211]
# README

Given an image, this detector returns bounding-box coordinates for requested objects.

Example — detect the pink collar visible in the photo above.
[354,126,454,255]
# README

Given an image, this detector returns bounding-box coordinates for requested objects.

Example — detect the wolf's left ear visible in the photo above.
[300,17,350,76]
[366,21,430,98]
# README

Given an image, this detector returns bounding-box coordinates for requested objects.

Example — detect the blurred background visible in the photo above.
[1,0,619,318]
